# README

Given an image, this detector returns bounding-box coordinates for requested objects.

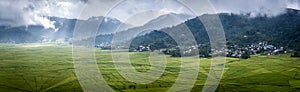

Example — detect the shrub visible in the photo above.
[291,51,300,57]
[241,51,251,59]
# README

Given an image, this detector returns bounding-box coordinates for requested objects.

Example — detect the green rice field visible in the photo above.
[0,43,299,92]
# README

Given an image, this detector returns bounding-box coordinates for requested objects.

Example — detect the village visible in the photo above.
[225,41,288,59]
[95,41,296,59]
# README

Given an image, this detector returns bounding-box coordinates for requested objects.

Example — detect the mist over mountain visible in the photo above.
[0,16,132,43]
[104,13,194,43]
[131,13,194,35]
[0,12,192,44]
[50,16,132,38]
[0,25,54,43]
[0,8,299,52]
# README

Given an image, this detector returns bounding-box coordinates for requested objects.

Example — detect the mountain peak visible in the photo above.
[286,8,300,13]
[145,13,194,27]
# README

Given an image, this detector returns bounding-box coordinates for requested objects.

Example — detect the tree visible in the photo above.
[241,51,251,59]
[291,51,300,57]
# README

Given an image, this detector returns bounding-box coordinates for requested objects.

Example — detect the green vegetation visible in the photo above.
[0,43,299,91]
[0,43,80,91]
[130,9,300,51]
[292,51,300,57]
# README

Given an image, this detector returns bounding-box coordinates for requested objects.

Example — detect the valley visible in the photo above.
[0,43,299,91]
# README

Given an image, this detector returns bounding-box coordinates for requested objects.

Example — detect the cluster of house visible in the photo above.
[95,43,152,52]
[129,45,151,52]
[226,41,287,58]
[95,42,111,50]
[95,42,110,48]
[95,41,290,59]
[161,41,289,58]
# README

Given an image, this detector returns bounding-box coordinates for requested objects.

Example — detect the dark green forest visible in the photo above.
[130,9,300,51]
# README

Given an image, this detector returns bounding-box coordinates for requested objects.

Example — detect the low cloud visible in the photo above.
[104,0,194,25]
[0,0,299,28]
[287,0,300,9]
[0,0,194,28]
[0,0,85,29]
[210,0,293,17]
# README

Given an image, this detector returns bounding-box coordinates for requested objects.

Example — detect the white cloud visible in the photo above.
[210,0,289,17]
[287,0,300,9]
[0,0,86,29]
[27,0,85,21]
[102,0,194,25]
[0,0,299,29]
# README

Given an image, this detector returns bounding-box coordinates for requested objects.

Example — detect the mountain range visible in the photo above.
[0,8,299,52]
[0,13,192,43]
[130,8,300,50]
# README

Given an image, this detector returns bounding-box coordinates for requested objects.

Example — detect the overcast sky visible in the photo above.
[0,0,299,28]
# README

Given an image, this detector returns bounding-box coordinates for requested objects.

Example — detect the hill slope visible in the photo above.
[130,8,300,50]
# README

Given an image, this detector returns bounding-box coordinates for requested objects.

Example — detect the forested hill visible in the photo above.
[130,8,300,50]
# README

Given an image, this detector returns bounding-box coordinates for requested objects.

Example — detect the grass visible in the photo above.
[0,43,299,91]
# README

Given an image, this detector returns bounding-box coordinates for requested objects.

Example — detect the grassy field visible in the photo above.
[0,43,299,92]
